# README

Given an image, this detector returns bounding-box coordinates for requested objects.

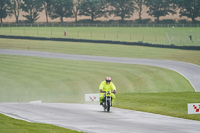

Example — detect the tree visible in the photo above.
[176,0,200,23]
[50,0,73,23]
[108,0,135,22]
[145,0,176,22]
[72,0,83,22]
[10,0,22,23]
[0,0,11,24]
[42,0,53,23]
[21,0,43,23]
[79,0,107,22]
[134,0,146,20]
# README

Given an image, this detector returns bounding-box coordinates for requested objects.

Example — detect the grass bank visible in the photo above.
[0,114,81,133]
[0,27,200,46]
[114,92,200,121]
[0,38,200,65]
[0,55,193,102]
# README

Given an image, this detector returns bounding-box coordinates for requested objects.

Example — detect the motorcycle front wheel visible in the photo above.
[107,100,110,112]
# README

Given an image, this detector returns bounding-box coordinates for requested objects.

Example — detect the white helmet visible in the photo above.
[105,77,111,82]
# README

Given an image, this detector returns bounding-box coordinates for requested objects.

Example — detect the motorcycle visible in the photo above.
[102,91,112,112]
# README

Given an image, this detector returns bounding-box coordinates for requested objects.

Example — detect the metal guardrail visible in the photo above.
[0,23,200,28]
[0,35,200,50]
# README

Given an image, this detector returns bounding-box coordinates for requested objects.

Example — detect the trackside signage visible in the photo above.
[85,94,100,102]
[188,103,200,114]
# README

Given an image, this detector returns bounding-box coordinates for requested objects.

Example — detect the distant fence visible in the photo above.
[0,35,199,50]
[1,23,200,28]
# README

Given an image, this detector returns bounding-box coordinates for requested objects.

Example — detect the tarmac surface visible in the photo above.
[1,49,200,133]
[0,103,200,133]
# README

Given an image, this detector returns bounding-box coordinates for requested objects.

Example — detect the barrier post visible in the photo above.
[64,31,67,37]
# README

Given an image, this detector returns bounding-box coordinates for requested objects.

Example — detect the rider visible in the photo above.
[99,77,116,105]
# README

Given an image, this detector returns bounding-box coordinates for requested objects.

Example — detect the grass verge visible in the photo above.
[0,113,82,133]
[0,27,200,46]
[114,92,200,121]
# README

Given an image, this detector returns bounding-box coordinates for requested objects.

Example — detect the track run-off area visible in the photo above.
[0,49,200,133]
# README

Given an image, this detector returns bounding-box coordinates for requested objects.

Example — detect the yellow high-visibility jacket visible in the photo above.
[99,81,116,92]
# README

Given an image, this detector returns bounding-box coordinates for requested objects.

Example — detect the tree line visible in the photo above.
[0,0,200,24]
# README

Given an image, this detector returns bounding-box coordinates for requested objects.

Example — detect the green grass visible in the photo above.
[0,114,82,133]
[0,54,198,122]
[0,27,200,46]
[0,38,200,65]
[114,92,200,121]
[0,28,200,132]
[0,55,193,102]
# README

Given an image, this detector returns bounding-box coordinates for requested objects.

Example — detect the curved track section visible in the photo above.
[0,49,200,92]
[1,49,200,133]
[0,103,200,133]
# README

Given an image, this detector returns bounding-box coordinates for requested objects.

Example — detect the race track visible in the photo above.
[0,103,200,133]
[1,49,200,133]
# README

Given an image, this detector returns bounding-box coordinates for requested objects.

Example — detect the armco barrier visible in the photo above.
[0,35,200,50]
[1,23,200,28]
